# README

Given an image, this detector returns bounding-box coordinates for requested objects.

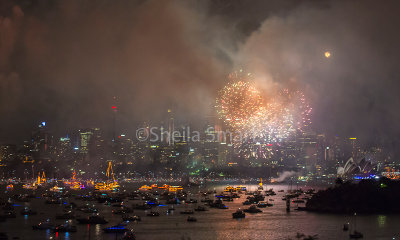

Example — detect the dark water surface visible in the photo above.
[1,183,399,240]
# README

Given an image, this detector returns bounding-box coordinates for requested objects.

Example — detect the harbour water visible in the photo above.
[1,183,399,240]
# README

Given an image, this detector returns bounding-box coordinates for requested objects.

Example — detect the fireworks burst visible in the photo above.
[216,71,312,146]
[215,71,265,131]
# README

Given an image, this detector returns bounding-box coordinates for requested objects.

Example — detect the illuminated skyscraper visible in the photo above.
[79,129,93,154]
[31,122,52,161]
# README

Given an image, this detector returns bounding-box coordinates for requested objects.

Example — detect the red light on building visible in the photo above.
[112,106,117,109]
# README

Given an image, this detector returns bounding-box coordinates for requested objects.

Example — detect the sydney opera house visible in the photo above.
[337,157,377,177]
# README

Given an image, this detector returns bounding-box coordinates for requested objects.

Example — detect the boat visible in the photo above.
[232,209,246,219]
[121,230,136,240]
[257,202,273,208]
[243,205,262,213]
[20,207,37,215]
[187,216,197,222]
[56,211,75,220]
[343,223,349,231]
[349,213,363,239]
[22,183,37,190]
[77,215,108,224]
[53,223,77,232]
[194,206,207,211]
[349,231,363,239]
[258,178,264,191]
[32,220,55,230]
[147,211,160,217]
[103,224,129,233]
[2,211,16,218]
[168,186,183,192]
[112,207,133,215]
[95,161,120,191]
[77,205,98,213]
[132,203,152,210]
[180,209,194,214]
[292,199,305,203]
[49,186,63,192]
[122,215,141,221]
[224,186,236,192]
[139,185,152,191]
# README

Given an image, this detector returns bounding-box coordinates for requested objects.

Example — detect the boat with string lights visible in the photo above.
[95,161,120,191]
[64,170,85,190]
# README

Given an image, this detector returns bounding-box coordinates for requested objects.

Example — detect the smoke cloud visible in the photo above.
[272,171,299,183]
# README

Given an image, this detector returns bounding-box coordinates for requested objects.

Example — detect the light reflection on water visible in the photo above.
[378,215,386,228]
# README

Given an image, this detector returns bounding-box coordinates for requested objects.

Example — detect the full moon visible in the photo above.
[324,51,331,58]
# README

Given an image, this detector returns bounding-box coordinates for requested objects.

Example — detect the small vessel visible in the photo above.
[56,211,75,220]
[292,199,305,203]
[349,213,363,239]
[258,178,264,191]
[103,224,129,233]
[53,223,77,232]
[243,205,262,213]
[187,216,197,222]
[77,215,108,224]
[194,206,207,211]
[122,215,141,222]
[147,211,160,217]
[20,207,37,215]
[180,209,194,214]
[343,223,349,231]
[232,209,246,219]
[49,186,63,192]
[2,211,16,218]
[349,231,363,239]
[32,220,55,230]
[112,207,133,215]
[257,202,273,208]
[121,230,136,240]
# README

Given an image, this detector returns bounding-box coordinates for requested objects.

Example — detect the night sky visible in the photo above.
[1,0,400,155]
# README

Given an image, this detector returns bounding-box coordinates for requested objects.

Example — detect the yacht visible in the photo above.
[349,231,363,239]
[194,206,207,211]
[180,209,194,214]
[20,207,37,215]
[232,209,246,219]
[53,223,77,232]
[32,220,54,230]
[77,215,108,224]
[103,224,129,233]
[122,215,141,221]
[147,211,160,217]
[243,205,262,213]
